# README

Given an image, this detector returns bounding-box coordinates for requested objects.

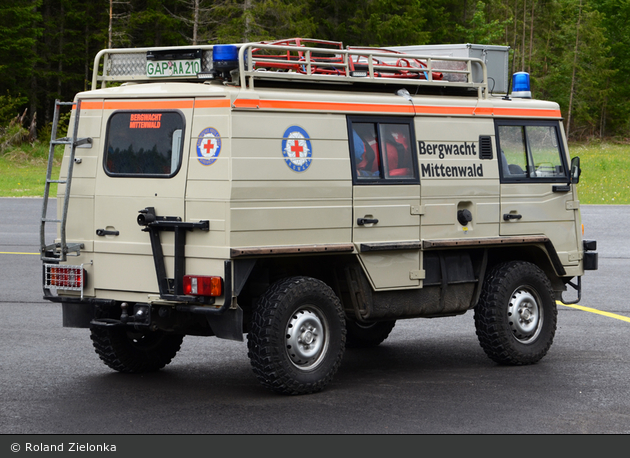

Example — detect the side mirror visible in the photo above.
[570,156,581,184]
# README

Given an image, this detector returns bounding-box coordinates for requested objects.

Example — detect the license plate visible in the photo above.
[146,58,201,78]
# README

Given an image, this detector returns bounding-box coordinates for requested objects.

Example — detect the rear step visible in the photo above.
[40,99,92,262]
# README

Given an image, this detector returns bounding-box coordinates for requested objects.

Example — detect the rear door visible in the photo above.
[349,116,422,289]
[93,99,193,294]
[496,119,580,267]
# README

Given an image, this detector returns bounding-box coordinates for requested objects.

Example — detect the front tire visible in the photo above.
[474,261,557,365]
[247,276,346,395]
[90,326,184,373]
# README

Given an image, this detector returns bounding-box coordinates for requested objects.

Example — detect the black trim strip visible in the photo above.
[230,243,355,258]
[423,235,549,249]
[360,241,421,252]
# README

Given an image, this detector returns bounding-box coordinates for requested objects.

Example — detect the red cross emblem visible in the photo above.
[290,140,304,158]
[196,127,222,166]
[201,136,217,157]
[282,126,312,172]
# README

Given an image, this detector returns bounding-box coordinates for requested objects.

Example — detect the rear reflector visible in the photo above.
[183,275,223,297]
[44,264,85,291]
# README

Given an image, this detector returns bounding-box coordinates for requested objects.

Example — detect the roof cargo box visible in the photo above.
[387,44,510,94]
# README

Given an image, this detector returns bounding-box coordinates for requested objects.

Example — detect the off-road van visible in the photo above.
[41,39,598,394]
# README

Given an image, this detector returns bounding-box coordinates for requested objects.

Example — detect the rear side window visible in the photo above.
[348,117,418,184]
[104,111,185,177]
[496,120,567,182]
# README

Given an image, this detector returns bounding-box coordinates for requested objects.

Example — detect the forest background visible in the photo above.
[0,0,629,204]
[1,0,629,141]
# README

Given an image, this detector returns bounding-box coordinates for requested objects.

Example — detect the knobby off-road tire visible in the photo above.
[90,326,184,373]
[474,261,557,365]
[345,320,396,348]
[247,276,346,395]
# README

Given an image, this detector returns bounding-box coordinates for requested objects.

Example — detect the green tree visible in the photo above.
[313,0,437,47]
[455,1,512,44]
[32,1,109,128]
[348,0,431,46]
[592,0,630,136]
[205,0,316,43]
[123,0,189,47]
[533,0,613,139]
[0,1,42,122]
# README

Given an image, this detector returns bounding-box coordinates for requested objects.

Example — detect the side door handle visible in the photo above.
[357,218,379,226]
[503,214,522,221]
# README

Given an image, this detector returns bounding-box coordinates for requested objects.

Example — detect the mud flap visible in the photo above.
[205,305,244,341]
[62,301,94,328]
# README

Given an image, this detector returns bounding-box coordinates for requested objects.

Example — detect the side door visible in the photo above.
[93,100,193,295]
[349,116,422,289]
[496,119,580,267]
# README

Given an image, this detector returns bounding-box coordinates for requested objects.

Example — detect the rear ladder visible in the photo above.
[40,99,92,262]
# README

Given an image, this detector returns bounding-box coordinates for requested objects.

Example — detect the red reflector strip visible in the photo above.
[183,275,223,297]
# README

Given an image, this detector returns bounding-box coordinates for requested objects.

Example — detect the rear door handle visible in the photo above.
[503,214,522,221]
[96,229,120,236]
[357,218,379,226]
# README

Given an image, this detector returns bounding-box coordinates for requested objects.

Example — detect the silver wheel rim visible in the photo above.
[508,287,543,344]
[285,306,329,371]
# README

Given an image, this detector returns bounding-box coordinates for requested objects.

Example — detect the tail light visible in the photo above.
[44,264,85,291]
[183,275,223,297]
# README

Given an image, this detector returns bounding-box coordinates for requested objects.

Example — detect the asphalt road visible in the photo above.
[1,198,629,434]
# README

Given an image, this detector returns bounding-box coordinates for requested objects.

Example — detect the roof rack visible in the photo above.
[240,41,488,98]
[91,39,489,98]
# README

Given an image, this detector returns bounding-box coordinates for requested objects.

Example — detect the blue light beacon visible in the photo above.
[511,72,532,98]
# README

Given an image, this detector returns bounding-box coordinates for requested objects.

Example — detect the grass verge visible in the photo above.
[0,144,61,197]
[571,142,630,205]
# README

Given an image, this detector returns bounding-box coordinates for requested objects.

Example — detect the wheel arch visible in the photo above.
[485,243,565,292]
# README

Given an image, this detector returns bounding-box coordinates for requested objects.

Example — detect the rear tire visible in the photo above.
[346,320,396,348]
[90,326,183,373]
[247,276,346,395]
[474,261,557,365]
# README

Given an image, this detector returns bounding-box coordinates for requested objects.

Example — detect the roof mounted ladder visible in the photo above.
[40,99,92,262]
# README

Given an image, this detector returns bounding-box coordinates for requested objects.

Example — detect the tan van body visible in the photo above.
[41,40,597,394]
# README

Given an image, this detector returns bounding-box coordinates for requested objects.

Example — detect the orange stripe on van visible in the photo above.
[236,99,560,118]
[232,99,260,109]
[490,107,562,117]
[102,100,195,110]
[78,97,561,118]
[257,99,416,114]
[415,105,475,115]
[472,106,494,116]
[79,100,104,110]
[473,105,561,117]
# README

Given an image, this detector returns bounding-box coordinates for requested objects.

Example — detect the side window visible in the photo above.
[496,120,567,182]
[104,110,185,177]
[348,117,418,183]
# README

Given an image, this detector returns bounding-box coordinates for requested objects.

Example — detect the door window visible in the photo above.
[348,117,418,184]
[496,120,567,182]
[104,110,185,177]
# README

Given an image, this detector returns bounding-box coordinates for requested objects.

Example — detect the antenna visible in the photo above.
[396,88,416,115]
